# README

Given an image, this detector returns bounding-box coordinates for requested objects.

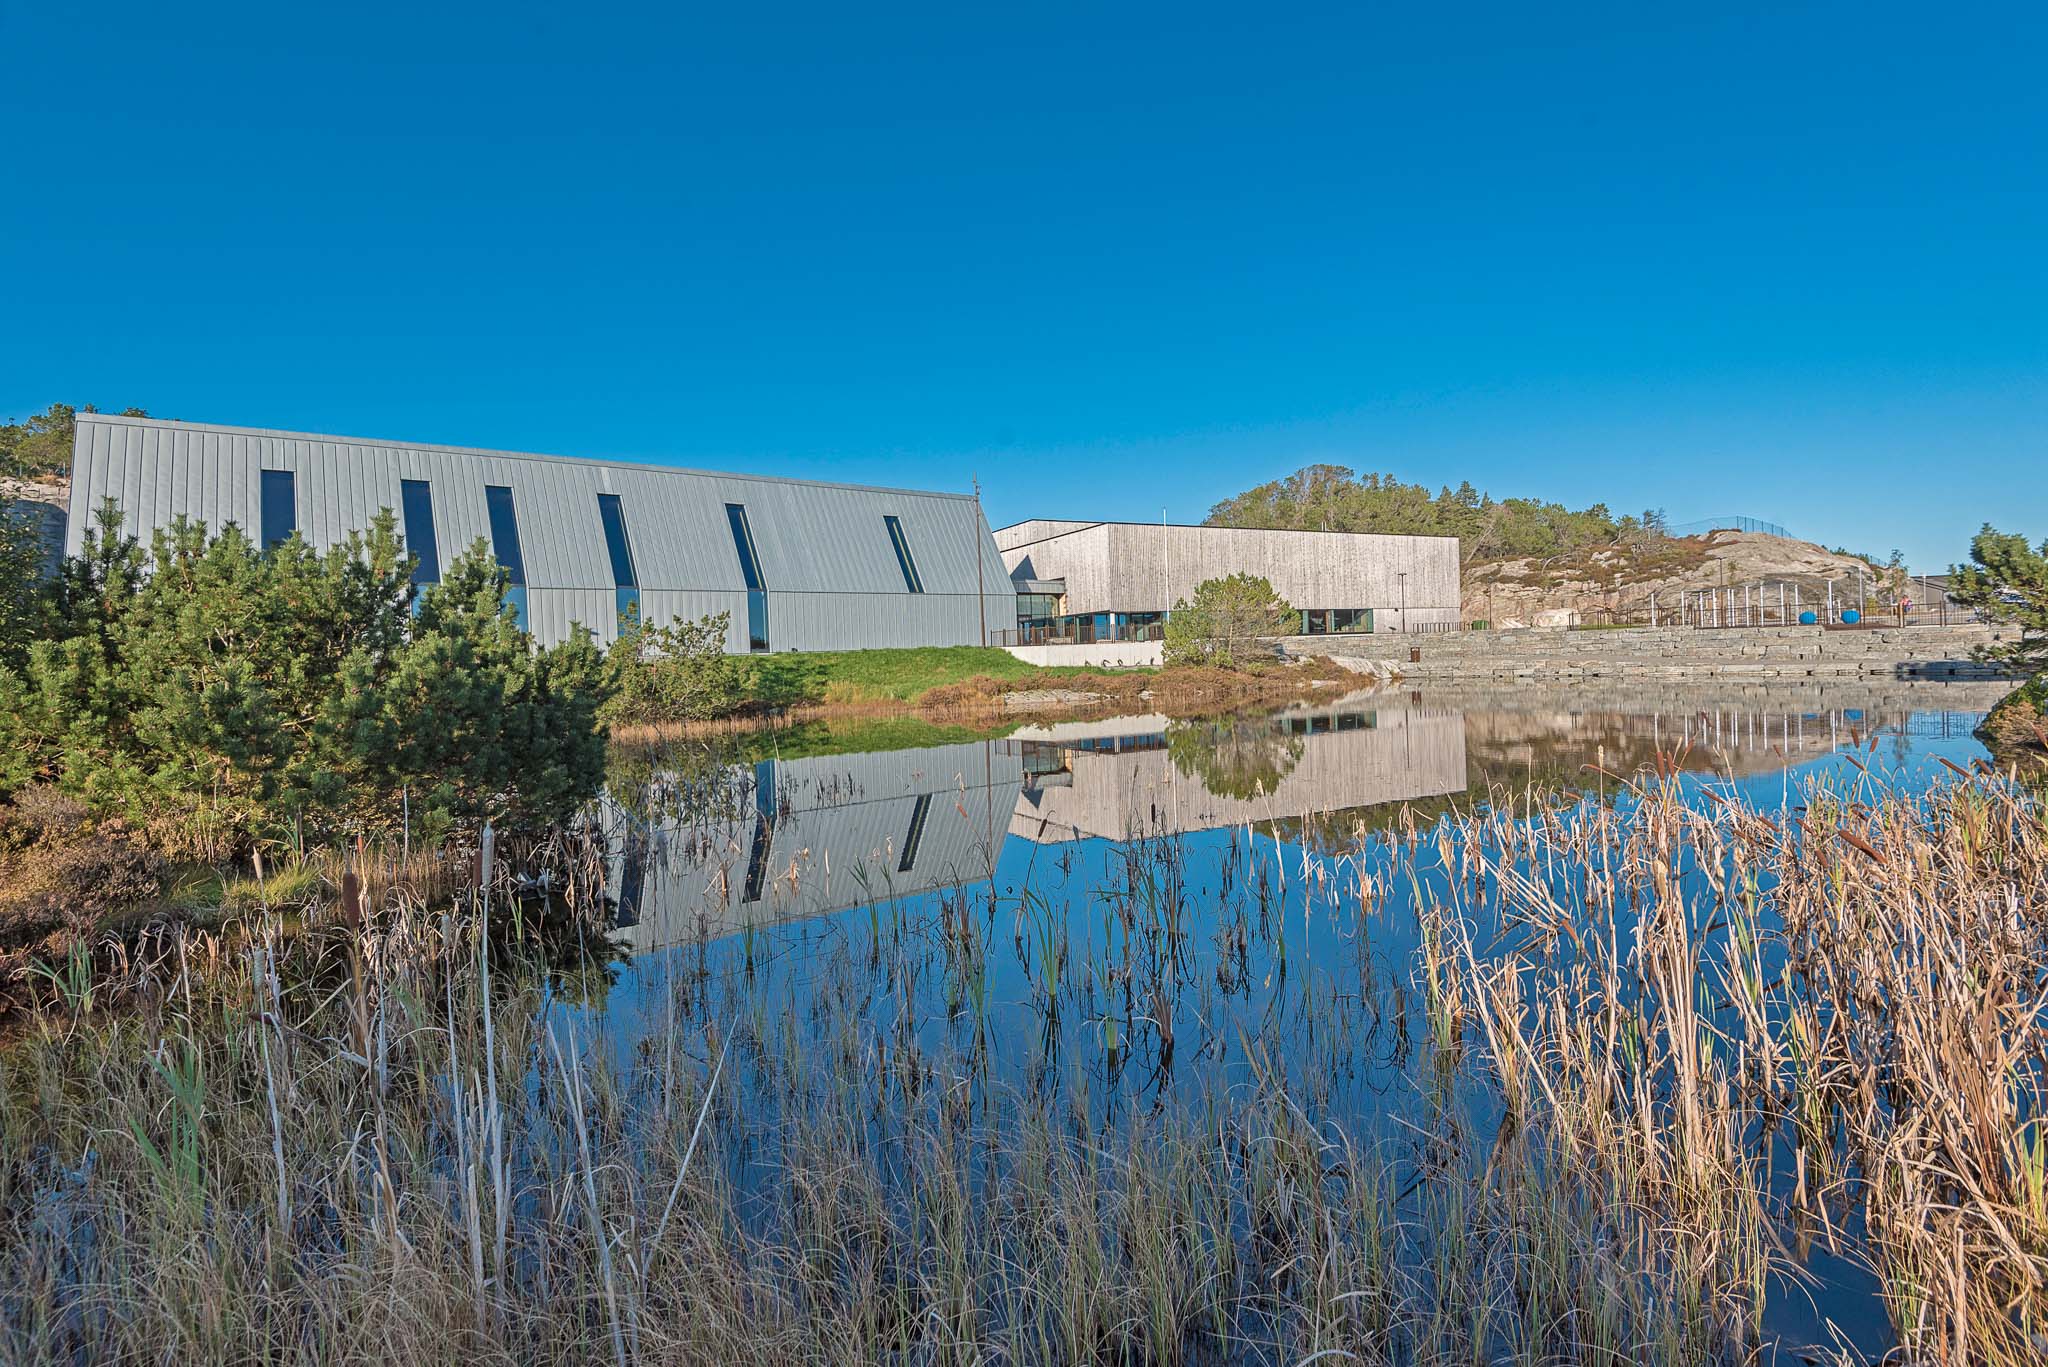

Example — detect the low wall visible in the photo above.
[1001,640,1163,669]
[1283,623,2022,683]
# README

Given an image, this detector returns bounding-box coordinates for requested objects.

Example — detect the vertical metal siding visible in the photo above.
[67,415,1011,650]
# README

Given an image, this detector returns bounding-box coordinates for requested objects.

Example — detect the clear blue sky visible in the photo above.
[5,2,2042,570]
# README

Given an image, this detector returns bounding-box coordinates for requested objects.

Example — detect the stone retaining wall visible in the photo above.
[1285,623,2021,683]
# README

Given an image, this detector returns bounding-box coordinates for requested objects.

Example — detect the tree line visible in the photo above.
[1203,463,1668,562]
[1,403,148,480]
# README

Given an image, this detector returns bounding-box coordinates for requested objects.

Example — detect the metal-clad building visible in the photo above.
[1005,705,1468,842]
[994,519,1462,635]
[608,741,1023,948]
[65,414,1012,652]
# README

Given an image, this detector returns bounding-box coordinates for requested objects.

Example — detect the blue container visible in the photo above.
[1841,608,1861,625]
[1798,610,1817,625]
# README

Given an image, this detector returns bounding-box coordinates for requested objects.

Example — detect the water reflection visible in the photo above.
[605,679,2011,951]
[1010,703,1468,843]
[606,739,1024,949]
[587,678,2020,1358]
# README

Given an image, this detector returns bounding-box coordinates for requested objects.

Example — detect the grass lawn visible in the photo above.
[734,646,1143,707]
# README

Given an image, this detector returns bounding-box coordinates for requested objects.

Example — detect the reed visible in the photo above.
[0,755,2042,1363]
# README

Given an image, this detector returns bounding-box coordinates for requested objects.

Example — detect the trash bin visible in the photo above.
[1409,646,1422,664]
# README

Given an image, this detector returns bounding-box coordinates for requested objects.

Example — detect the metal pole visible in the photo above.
[972,476,987,647]
[1398,570,1407,633]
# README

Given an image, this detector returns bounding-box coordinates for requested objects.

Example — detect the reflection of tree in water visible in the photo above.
[1165,715,1305,801]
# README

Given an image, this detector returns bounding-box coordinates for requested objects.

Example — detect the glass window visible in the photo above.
[259,469,295,549]
[725,503,769,651]
[484,485,526,585]
[883,515,924,593]
[400,479,439,585]
[725,504,764,591]
[897,793,932,872]
[598,493,641,634]
[743,760,775,903]
[597,493,637,589]
[1333,608,1373,633]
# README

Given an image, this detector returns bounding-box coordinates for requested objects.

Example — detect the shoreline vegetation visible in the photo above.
[0,764,2043,1362]
[0,505,1373,1013]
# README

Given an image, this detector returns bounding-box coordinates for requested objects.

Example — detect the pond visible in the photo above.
[574,677,2026,1362]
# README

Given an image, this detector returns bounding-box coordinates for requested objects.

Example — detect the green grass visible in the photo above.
[717,715,1025,761]
[734,645,1143,707]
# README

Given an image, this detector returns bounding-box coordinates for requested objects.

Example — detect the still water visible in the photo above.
[581,679,2016,1359]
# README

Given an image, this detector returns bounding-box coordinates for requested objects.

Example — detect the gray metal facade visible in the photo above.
[66,414,1012,652]
[995,520,1463,632]
[608,741,1023,948]
[1005,705,1468,842]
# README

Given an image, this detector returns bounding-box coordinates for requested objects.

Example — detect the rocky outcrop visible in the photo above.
[1,475,68,576]
[1465,530,1921,626]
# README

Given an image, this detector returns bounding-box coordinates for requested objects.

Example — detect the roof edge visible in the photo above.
[997,516,1459,543]
[74,413,983,503]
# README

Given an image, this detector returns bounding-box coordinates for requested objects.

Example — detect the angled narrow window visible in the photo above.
[897,793,932,873]
[883,515,924,593]
[400,479,440,585]
[484,485,529,630]
[743,760,776,903]
[597,493,640,629]
[725,503,768,651]
[259,469,296,549]
[597,494,637,588]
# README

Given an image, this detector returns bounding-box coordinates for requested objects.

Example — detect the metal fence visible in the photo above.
[993,618,1462,647]
[1667,515,1792,539]
[993,621,1166,648]
[1528,589,1981,632]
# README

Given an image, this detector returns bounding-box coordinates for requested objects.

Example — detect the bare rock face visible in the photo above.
[1,475,69,576]
[1464,529,1905,625]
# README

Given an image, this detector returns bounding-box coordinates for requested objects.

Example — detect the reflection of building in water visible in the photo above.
[609,741,1024,950]
[1006,706,1469,843]
[1374,680,2013,786]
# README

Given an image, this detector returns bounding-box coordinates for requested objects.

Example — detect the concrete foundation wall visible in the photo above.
[1000,640,1163,668]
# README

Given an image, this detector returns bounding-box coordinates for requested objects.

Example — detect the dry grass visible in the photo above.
[0,755,2042,1363]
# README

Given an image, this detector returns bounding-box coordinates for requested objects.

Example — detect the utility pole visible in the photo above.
[972,476,987,647]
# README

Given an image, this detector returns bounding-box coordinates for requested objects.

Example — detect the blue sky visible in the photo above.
[4,2,2042,570]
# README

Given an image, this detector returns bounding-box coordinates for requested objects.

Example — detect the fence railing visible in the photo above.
[994,617,1468,646]
[1666,515,1792,539]
[1524,599,1981,632]
[993,621,1166,648]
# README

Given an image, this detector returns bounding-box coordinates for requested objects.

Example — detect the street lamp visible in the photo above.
[1397,571,1408,633]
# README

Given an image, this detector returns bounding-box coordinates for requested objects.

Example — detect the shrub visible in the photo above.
[1162,573,1297,668]
[0,820,167,951]
[1978,675,2048,767]
[1951,524,2048,677]
[0,502,613,859]
[602,611,745,726]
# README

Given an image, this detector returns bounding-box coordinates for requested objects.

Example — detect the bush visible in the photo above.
[602,610,745,726]
[1162,574,1297,668]
[1951,524,2048,677]
[1978,674,2048,767]
[0,501,613,860]
[0,809,167,952]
